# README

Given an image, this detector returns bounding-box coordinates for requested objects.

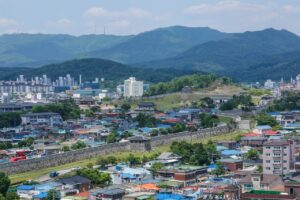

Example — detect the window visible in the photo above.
[260,184,265,189]
[284,146,287,149]
[244,184,253,190]
[274,160,281,163]
[266,146,271,149]
[253,178,259,181]
[284,160,287,163]
[274,153,281,157]
[266,153,271,156]
[284,153,287,156]
[274,146,281,150]
[283,167,287,170]
[266,167,271,170]
[274,166,281,170]
[266,160,270,163]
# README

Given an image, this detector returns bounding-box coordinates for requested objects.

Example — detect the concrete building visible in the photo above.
[124,77,143,98]
[263,139,295,175]
[21,112,63,127]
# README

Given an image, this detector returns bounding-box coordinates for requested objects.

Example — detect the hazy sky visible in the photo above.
[1,0,300,35]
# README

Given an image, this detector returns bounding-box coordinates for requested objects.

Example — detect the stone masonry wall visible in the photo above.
[0,125,231,175]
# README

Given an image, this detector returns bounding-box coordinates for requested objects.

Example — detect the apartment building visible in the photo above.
[263,139,295,175]
[124,77,143,98]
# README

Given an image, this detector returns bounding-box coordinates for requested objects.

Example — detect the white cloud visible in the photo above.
[184,0,266,15]
[55,18,73,29]
[0,18,17,27]
[83,7,152,18]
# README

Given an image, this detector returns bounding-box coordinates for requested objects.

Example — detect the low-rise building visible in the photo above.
[21,112,63,127]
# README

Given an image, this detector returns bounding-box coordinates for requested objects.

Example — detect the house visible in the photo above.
[241,190,297,200]
[218,158,243,172]
[263,139,295,175]
[220,150,243,158]
[123,192,156,200]
[157,165,207,186]
[240,173,284,193]
[135,102,156,112]
[57,175,91,192]
[90,188,125,200]
[241,136,267,150]
[144,152,181,169]
[253,125,272,135]
[17,185,36,199]
[21,112,63,127]
[217,141,238,149]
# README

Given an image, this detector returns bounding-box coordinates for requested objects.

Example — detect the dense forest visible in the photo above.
[268,91,300,111]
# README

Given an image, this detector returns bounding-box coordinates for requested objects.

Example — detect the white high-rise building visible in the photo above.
[124,77,143,98]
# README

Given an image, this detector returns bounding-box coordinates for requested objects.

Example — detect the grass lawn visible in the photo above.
[9,131,243,185]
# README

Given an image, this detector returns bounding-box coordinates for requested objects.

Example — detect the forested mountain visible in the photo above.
[0,26,228,67]
[0,34,132,67]
[0,58,195,84]
[138,28,300,80]
[85,26,229,63]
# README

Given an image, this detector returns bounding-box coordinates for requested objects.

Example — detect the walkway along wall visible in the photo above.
[0,125,231,175]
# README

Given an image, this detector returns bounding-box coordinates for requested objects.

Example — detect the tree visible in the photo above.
[213,161,225,176]
[0,112,21,128]
[46,190,60,200]
[107,156,117,165]
[6,191,20,200]
[256,113,279,127]
[199,113,220,128]
[84,109,94,118]
[150,129,159,137]
[107,132,118,143]
[77,168,111,186]
[71,141,87,150]
[246,149,259,160]
[0,194,5,200]
[87,163,93,169]
[121,103,131,112]
[205,140,218,162]
[127,154,140,166]
[18,137,35,148]
[62,145,70,152]
[96,157,108,169]
[151,162,164,177]
[135,113,157,128]
[257,165,263,173]
[0,172,10,196]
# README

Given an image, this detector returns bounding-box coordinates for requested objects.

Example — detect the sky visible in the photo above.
[1,0,300,36]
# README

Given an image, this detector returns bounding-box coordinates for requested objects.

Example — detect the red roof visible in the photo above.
[265,130,279,135]
[162,118,181,123]
[243,133,261,137]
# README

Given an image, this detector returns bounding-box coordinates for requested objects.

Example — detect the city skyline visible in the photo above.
[1,0,300,35]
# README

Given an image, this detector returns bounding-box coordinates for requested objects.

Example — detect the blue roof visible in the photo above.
[121,173,136,179]
[33,192,48,198]
[157,193,193,200]
[221,150,242,156]
[268,112,281,116]
[139,127,152,133]
[255,125,272,130]
[208,164,217,169]
[286,123,300,127]
[17,185,35,190]
[156,124,171,129]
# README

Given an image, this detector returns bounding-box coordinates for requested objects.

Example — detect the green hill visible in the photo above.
[138,28,300,80]
[0,58,195,84]
[0,34,132,67]
[86,26,229,63]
